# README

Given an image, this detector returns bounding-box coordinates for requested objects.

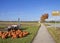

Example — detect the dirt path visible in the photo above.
[32,24,56,43]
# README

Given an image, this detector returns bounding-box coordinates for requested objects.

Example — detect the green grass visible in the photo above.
[47,27,60,43]
[0,25,7,29]
[0,22,40,43]
[44,24,51,26]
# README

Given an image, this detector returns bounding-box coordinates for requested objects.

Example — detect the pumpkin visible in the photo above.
[19,32,23,38]
[12,34,17,39]
[8,32,11,37]
[23,31,29,37]
[1,34,6,39]
[0,29,29,39]
[0,31,2,37]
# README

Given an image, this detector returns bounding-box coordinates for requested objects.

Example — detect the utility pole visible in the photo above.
[18,18,20,28]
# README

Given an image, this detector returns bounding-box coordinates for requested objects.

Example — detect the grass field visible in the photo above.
[0,21,40,43]
[47,27,60,43]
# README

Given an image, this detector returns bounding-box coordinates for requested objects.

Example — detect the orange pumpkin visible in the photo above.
[12,34,17,39]
[0,29,29,39]
[1,34,6,39]
[23,31,29,37]
[19,32,23,38]
[8,32,11,37]
[0,31,2,37]
[17,29,22,33]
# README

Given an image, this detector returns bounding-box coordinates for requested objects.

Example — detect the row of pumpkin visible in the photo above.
[0,29,29,39]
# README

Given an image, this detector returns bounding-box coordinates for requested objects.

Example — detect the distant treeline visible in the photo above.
[45,21,60,23]
[0,21,38,23]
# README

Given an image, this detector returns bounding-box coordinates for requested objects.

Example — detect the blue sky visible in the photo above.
[0,0,60,21]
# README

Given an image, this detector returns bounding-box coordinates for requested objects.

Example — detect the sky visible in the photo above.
[0,0,60,21]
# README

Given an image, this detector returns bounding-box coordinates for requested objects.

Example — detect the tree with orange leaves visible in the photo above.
[41,13,48,22]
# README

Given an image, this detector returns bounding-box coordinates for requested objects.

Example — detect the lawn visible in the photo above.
[47,27,60,43]
[0,21,40,43]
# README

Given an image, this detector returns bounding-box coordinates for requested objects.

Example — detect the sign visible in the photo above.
[52,11,60,29]
[52,11,60,16]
